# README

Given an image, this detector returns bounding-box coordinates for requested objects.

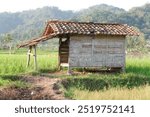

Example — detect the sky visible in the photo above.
[0,0,150,13]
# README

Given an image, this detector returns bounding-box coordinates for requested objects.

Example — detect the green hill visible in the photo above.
[0,4,150,44]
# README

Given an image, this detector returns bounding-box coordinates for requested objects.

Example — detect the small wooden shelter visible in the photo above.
[18,20,139,73]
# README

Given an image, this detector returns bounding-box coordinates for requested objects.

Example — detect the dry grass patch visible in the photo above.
[73,86,150,100]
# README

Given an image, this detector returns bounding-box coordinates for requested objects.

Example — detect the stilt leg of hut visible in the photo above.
[122,66,125,72]
[58,54,61,71]
[26,46,32,67]
[33,45,37,70]
[67,66,72,75]
[83,67,86,74]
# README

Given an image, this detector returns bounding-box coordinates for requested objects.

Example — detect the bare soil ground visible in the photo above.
[0,76,66,100]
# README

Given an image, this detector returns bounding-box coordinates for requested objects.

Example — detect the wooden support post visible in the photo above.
[67,66,72,75]
[58,38,62,70]
[122,66,125,73]
[33,45,37,70]
[26,46,32,67]
[83,67,86,74]
[67,36,71,75]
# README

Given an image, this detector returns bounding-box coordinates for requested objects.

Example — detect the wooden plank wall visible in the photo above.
[69,35,125,68]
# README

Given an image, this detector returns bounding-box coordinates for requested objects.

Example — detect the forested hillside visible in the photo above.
[73,4,150,40]
[0,4,150,45]
[0,7,74,44]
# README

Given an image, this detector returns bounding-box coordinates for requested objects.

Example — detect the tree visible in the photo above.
[3,34,13,54]
[126,29,146,51]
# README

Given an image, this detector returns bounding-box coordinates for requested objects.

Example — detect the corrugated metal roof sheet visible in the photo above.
[18,20,140,48]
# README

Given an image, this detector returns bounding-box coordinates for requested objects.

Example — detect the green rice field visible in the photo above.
[0,50,150,99]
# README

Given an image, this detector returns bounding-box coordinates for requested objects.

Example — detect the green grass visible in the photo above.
[0,50,58,87]
[0,75,29,88]
[126,56,150,77]
[0,49,150,99]
[0,52,58,75]
[62,55,150,99]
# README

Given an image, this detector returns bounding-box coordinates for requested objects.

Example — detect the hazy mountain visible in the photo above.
[0,4,150,44]
[0,7,74,43]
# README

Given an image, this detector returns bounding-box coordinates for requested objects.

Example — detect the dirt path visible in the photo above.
[0,76,66,100]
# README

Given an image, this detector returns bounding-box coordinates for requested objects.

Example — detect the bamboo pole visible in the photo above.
[26,46,32,67]
[33,45,37,70]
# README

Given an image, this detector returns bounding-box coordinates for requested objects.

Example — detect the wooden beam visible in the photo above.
[33,45,37,70]
[26,46,32,67]
[58,38,62,70]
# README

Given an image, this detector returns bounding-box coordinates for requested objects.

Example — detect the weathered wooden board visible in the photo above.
[69,35,125,68]
[69,36,92,67]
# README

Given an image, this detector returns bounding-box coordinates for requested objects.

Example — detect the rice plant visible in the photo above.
[1,50,150,99]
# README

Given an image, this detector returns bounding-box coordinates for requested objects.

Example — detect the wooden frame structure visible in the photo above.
[18,20,139,73]
[26,45,37,70]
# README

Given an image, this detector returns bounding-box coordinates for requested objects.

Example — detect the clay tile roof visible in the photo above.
[43,20,139,36]
[18,20,140,48]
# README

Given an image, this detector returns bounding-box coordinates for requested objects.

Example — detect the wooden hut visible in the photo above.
[18,20,139,73]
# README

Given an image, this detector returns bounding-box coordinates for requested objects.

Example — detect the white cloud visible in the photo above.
[0,0,149,13]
